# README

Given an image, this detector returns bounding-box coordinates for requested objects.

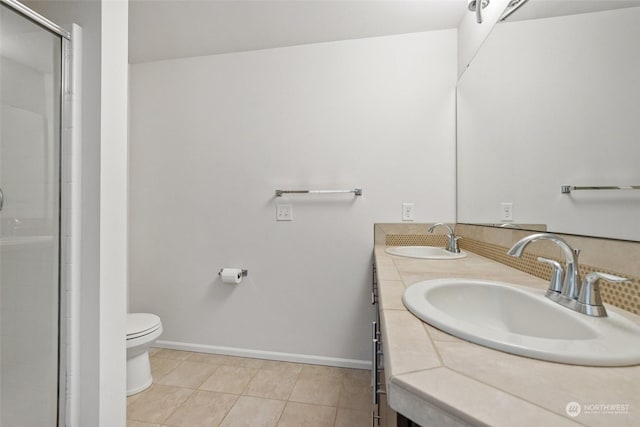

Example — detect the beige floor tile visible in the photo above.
[187,352,239,365]
[127,420,161,427]
[260,360,304,374]
[127,392,144,407]
[163,390,238,427]
[221,356,267,369]
[219,396,285,427]
[187,353,267,368]
[149,347,161,357]
[153,349,193,361]
[276,402,336,427]
[338,383,372,411]
[298,365,347,381]
[127,384,194,424]
[334,408,371,427]
[288,376,342,407]
[199,365,258,394]
[150,357,183,382]
[342,369,371,387]
[128,356,375,427]
[156,361,218,389]
[244,368,299,400]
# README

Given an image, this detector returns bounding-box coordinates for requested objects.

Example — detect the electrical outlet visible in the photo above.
[276,204,292,221]
[500,202,513,222]
[402,203,415,221]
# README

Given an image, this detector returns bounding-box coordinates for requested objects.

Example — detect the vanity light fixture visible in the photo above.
[468,0,491,24]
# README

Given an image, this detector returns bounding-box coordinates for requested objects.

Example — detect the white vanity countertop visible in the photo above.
[374,245,640,427]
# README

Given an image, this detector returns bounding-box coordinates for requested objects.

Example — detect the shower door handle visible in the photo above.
[0,187,3,211]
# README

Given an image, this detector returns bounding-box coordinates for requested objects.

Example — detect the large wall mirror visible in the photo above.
[457,0,640,241]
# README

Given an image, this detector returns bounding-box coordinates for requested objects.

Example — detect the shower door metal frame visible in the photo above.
[1,0,72,425]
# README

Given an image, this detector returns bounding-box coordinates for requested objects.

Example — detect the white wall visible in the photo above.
[129,30,456,365]
[99,1,128,425]
[457,8,640,241]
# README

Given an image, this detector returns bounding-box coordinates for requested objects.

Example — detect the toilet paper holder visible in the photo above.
[218,269,248,277]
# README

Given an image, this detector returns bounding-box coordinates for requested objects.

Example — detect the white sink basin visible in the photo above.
[385,246,466,260]
[403,278,640,366]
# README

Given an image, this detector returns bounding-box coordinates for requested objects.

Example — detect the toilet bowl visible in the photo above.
[126,313,162,396]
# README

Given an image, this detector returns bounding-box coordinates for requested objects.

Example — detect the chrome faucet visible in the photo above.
[428,223,460,253]
[507,233,628,317]
[507,233,581,303]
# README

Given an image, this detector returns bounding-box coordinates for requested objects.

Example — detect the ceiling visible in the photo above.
[128,0,640,64]
[128,0,469,64]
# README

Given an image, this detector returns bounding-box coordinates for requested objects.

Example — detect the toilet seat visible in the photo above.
[127,313,161,340]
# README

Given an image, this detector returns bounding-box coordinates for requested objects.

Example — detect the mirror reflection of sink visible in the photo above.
[402,278,640,366]
[385,246,466,260]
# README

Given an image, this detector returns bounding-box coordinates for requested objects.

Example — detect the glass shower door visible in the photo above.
[0,3,62,425]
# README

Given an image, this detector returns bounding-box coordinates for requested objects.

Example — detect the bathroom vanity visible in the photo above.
[373,234,640,427]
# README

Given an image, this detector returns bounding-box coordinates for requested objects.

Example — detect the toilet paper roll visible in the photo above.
[220,268,243,284]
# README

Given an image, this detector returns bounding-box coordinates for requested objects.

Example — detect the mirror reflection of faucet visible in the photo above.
[500,223,522,229]
[508,233,628,317]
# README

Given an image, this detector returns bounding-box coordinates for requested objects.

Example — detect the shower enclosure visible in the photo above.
[1,0,70,425]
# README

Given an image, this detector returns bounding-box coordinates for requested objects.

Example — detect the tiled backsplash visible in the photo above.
[385,234,446,247]
[376,223,640,316]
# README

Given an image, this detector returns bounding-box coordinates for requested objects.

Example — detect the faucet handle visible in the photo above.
[577,272,629,317]
[536,257,564,294]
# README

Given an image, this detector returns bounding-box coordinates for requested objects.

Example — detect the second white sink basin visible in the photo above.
[385,246,466,260]
[403,278,640,366]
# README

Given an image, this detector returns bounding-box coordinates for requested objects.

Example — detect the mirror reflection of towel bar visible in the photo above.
[561,185,640,194]
[275,188,362,197]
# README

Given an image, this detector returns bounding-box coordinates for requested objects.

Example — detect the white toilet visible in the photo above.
[126,313,163,396]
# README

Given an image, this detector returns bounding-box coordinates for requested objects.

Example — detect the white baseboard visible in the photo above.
[154,340,372,370]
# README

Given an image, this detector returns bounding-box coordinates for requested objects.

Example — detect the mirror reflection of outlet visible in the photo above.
[277,204,292,221]
[500,202,513,222]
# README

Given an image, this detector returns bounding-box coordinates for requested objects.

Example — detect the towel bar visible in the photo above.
[561,185,640,194]
[275,188,362,197]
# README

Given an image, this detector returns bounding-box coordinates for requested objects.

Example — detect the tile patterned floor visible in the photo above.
[127,348,373,427]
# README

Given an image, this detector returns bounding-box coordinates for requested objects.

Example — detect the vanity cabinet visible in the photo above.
[372,262,416,427]
[372,262,394,426]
